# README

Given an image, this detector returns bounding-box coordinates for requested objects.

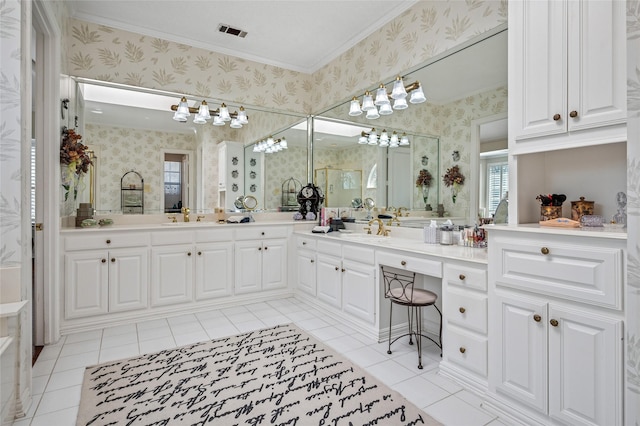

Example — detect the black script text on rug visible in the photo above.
[77,324,439,425]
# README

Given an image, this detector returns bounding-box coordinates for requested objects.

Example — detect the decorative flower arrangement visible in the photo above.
[443,165,465,204]
[60,128,92,200]
[416,169,433,209]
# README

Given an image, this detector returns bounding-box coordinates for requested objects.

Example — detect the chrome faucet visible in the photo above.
[367,218,387,236]
[181,207,190,222]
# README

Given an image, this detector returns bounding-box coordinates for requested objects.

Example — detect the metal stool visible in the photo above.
[382,266,442,369]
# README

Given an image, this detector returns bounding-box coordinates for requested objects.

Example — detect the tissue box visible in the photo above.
[423,226,440,244]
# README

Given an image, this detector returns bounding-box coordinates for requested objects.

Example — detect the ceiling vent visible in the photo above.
[218,24,247,38]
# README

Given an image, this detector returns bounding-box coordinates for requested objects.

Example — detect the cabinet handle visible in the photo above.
[259,247,262,251]
[302,241,307,245]
[459,307,466,314]
[106,239,111,244]
[264,246,268,251]
[261,232,265,236]
[101,258,106,263]
[459,347,466,354]
[533,314,542,322]
[400,260,407,266]
[550,319,559,327]
[569,110,578,118]
[198,251,202,256]
[459,274,466,281]
[341,268,346,272]
[111,258,115,263]
[310,259,314,263]
[335,266,339,271]
[187,252,192,256]
[541,247,549,255]
[553,113,561,121]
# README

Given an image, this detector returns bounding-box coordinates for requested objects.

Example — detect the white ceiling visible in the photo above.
[67,0,417,74]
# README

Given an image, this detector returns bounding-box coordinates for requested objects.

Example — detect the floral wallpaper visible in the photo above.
[84,123,197,213]
[626,0,640,421]
[262,146,307,211]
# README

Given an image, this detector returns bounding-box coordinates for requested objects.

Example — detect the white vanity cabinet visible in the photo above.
[64,233,149,319]
[509,0,626,153]
[151,229,234,306]
[316,240,376,325]
[440,261,488,392]
[487,227,625,426]
[295,235,317,297]
[234,227,289,294]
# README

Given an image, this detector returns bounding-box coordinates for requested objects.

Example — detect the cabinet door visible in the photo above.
[316,253,342,309]
[234,240,262,294]
[108,247,148,312]
[493,293,548,413]
[195,242,233,300]
[65,251,108,318]
[342,260,375,324]
[296,250,316,296]
[151,244,193,306]
[510,0,566,140]
[548,305,622,426]
[566,0,626,132]
[262,238,287,291]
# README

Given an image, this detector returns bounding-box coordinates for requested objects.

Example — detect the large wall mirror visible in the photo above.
[63,78,307,215]
[313,26,507,223]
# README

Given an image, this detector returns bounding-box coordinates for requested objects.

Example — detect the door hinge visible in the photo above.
[35,223,43,231]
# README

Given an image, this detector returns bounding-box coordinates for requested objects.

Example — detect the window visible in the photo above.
[487,161,508,215]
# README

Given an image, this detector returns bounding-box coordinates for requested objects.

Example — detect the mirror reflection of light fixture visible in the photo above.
[357,128,409,147]
[452,150,460,161]
[170,97,248,128]
[252,136,288,154]
[422,155,429,166]
[348,76,426,118]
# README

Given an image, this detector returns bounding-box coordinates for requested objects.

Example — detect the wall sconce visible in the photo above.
[348,76,426,119]
[61,98,70,119]
[357,128,409,147]
[422,155,429,166]
[452,150,460,162]
[170,97,248,128]
[252,136,288,154]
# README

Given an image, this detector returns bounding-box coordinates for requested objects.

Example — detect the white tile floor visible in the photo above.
[19,298,510,426]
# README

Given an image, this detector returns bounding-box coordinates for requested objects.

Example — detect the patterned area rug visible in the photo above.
[77,323,441,425]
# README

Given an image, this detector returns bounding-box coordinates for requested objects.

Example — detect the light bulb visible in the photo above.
[391,76,407,100]
[361,91,375,111]
[349,97,363,116]
[374,84,390,106]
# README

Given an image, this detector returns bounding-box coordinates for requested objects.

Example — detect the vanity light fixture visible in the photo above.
[170,97,248,128]
[357,128,410,147]
[349,77,426,118]
[252,136,288,154]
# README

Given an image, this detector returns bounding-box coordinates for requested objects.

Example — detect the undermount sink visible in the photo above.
[161,221,214,226]
[336,233,390,243]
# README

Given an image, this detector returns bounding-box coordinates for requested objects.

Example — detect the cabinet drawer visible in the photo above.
[445,263,487,291]
[496,239,623,309]
[235,226,289,240]
[317,240,342,256]
[195,228,233,243]
[296,235,317,250]
[444,288,488,334]
[151,230,193,246]
[376,251,441,278]
[444,327,487,377]
[342,244,375,264]
[64,233,149,251]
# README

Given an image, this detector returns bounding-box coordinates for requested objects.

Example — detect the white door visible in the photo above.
[316,253,342,309]
[195,242,233,300]
[548,305,623,426]
[151,245,193,306]
[566,0,626,132]
[108,248,148,312]
[387,147,411,208]
[262,238,287,290]
[494,292,548,413]
[234,240,262,294]
[296,251,316,296]
[342,260,375,324]
[64,252,109,319]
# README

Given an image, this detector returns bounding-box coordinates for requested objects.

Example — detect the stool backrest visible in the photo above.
[381,267,417,304]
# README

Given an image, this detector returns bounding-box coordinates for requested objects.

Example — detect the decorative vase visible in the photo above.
[436,204,445,217]
[421,185,431,210]
[425,204,432,211]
